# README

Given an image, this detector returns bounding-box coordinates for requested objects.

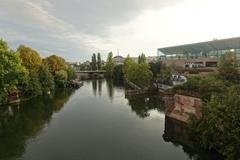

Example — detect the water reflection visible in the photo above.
[92,80,97,96]
[126,95,165,119]
[98,79,102,96]
[0,89,74,160]
[106,79,114,100]
[163,116,222,160]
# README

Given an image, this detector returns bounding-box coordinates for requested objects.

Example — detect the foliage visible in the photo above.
[66,66,76,80]
[190,86,240,160]
[123,55,134,75]
[24,72,42,97]
[55,70,68,87]
[18,45,42,72]
[39,64,55,93]
[159,66,173,85]
[218,52,240,83]
[105,52,115,78]
[125,62,153,87]
[97,53,102,70]
[138,53,146,64]
[91,53,97,70]
[43,55,67,75]
[0,39,28,104]
[174,75,226,101]
[149,61,161,77]
[113,65,124,80]
[80,61,91,71]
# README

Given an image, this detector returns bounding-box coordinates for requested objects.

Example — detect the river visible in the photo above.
[0,80,220,160]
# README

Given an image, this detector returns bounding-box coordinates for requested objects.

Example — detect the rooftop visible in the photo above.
[158,37,240,55]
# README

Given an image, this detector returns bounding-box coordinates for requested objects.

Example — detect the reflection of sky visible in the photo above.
[147,109,165,120]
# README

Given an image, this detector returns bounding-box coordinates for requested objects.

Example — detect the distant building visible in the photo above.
[113,56,125,65]
[113,55,159,65]
[68,62,81,71]
[158,37,240,68]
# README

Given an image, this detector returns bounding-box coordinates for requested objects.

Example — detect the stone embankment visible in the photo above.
[164,93,203,123]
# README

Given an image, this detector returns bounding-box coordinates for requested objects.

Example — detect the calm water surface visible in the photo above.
[0,80,218,160]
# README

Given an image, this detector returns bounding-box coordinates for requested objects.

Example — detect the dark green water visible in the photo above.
[0,80,219,160]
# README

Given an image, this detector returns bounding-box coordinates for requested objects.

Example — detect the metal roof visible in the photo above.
[158,37,240,55]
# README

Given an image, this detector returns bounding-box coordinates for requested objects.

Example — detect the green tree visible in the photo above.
[17,45,42,72]
[190,86,240,159]
[218,52,240,83]
[138,53,146,64]
[43,55,67,75]
[125,62,153,87]
[113,65,124,80]
[105,52,115,78]
[123,55,134,75]
[39,64,54,93]
[97,53,102,70]
[66,66,76,80]
[24,72,42,97]
[0,39,28,104]
[55,70,68,87]
[91,53,97,70]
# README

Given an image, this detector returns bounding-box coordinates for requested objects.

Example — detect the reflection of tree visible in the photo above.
[0,89,74,160]
[106,79,114,100]
[98,79,102,96]
[126,95,165,119]
[92,80,97,96]
[163,116,222,160]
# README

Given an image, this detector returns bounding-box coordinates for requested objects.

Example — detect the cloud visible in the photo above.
[0,0,180,61]
[2,0,239,61]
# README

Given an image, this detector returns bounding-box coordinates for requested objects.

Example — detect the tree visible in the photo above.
[123,55,134,75]
[55,70,68,87]
[24,71,42,97]
[125,62,153,87]
[218,52,239,83]
[138,53,146,64]
[113,65,124,80]
[91,53,97,70]
[43,55,67,75]
[97,53,102,70]
[149,61,161,77]
[66,66,76,80]
[190,86,240,159]
[17,45,42,72]
[0,39,28,104]
[39,64,54,93]
[105,52,115,78]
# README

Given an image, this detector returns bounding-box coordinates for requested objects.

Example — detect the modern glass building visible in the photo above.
[158,37,240,59]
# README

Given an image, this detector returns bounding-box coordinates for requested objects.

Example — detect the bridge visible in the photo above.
[76,70,106,80]
[76,70,106,74]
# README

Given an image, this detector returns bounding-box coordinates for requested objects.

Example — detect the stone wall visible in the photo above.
[165,94,203,123]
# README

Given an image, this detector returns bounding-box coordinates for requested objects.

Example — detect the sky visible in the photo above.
[1,0,240,62]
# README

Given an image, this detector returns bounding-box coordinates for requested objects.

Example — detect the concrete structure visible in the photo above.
[76,70,106,80]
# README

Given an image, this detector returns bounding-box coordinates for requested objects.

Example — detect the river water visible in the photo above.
[0,80,219,160]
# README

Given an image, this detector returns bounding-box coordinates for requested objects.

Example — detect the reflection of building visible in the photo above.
[158,37,240,68]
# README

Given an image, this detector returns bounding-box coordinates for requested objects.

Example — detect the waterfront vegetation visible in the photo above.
[174,52,240,159]
[0,38,76,105]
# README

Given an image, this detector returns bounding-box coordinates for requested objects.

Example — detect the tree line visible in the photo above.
[0,38,76,105]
